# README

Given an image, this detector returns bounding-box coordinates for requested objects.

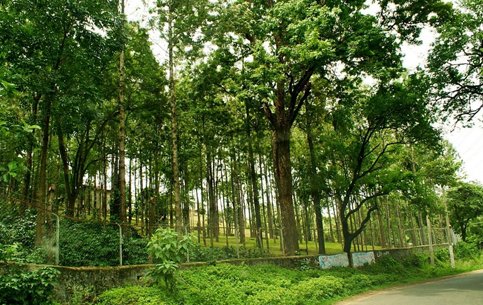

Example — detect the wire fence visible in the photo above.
[1,189,457,266]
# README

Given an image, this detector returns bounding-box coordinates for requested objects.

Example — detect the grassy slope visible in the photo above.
[94,254,482,305]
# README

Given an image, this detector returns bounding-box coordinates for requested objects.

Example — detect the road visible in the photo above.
[337,269,483,305]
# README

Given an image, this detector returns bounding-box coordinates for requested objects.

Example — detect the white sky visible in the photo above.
[125,0,483,184]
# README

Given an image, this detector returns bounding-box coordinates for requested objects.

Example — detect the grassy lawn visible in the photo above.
[196,232,381,256]
[203,234,346,255]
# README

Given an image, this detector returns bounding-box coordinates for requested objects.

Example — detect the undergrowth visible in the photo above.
[94,252,483,305]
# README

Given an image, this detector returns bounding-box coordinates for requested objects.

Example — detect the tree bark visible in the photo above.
[306,119,326,254]
[167,13,183,234]
[118,0,127,230]
[272,127,299,255]
[34,93,53,246]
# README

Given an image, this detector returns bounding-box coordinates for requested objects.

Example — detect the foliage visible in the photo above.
[95,286,170,305]
[189,244,269,263]
[0,267,59,305]
[447,182,483,241]
[147,228,195,290]
[454,241,481,260]
[0,204,47,263]
[96,255,467,305]
[0,205,36,248]
[60,220,147,266]
[429,0,483,122]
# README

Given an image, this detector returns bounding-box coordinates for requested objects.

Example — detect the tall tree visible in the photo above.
[117,0,127,226]
[214,0,449,255]
[153,0,209,233]
[324,75,439,264]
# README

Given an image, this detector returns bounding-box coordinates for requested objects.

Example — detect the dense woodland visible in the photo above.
[0,0,482,264]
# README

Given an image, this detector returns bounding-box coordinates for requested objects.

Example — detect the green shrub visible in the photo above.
[0,267,59,305]
[292,276,344,303]
[454,241,480,259]
[0,205,36,248]
[246,286,297,305]
[342,274,374,292]
[123,238,148,265]
[147,228,195,290]
[60,220,147,266]
[0,242,47,264]
[435,248,450,262]
[96,286,169,305]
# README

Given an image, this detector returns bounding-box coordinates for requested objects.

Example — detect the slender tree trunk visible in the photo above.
[206,146,218,244]
[396,203,405,247]
[332,200,341,243]
[327,204,335,242]
[199,142,206,246]
[232,152,245,244]
[262,156,275,239]
[102,146,108,222]
[245,105,263,247]
[22,94,40,210]
[377,208,387,247]
[57,123,76,217]
[306,121,326,254]
[117,0,127,231]
[166,14,183,234]
[129,159,133,224]
[35,93,53,246]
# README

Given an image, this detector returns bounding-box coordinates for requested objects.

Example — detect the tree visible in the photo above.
[0,0,119,244]
[447,182,483,241]
[214,0,450,255]
[429,0,482,122]
[324,74,439,264]
[153,0,210,233]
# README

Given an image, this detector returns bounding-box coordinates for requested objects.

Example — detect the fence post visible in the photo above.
[426,212,434,266]
[52,213,60,265]
[115,223,123,266]
[443,194,455,268]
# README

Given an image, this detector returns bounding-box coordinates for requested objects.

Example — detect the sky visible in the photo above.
[125,1,483,184]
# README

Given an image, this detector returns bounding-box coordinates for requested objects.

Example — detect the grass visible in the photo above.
[194,231,381,256]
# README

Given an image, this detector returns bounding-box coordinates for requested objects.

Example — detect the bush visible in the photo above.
[292,276,344,302]
[147,228,195,290]
[60,220,147,266]
[96,286,169,305]
[0,267,59,305]
[0,205,36,248]
[454,241,480,259]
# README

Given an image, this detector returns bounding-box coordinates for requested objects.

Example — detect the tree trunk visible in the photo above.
[245,106,263,247]
[167,15,183,234]
[207,146,218,244]
[117,0,127,230]
[22,94,40,210]
[34,93,53,246]
[306,122,326,254]
[263,156,275,239]
[272,127,299,255]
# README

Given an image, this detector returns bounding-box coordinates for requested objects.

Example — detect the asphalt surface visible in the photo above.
[337,269,483,305]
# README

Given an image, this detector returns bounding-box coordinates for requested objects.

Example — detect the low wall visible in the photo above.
[318,251,376,269]
[1,246,444,301]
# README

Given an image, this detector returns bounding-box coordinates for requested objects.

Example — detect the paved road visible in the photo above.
[337,269,483,305]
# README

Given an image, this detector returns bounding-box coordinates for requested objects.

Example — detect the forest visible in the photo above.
[1,0,482,276]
